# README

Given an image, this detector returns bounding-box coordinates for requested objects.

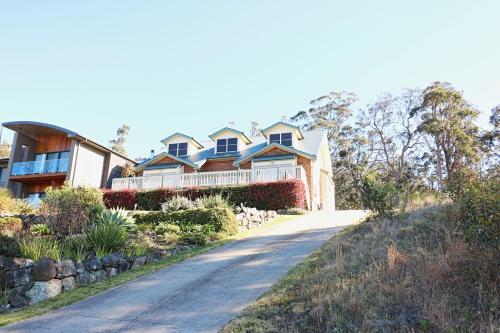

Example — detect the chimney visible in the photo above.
[150,150,155,158]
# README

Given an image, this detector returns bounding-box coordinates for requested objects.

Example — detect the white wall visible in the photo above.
[211,130,248,152]
[71,143,105,187]
[264,123,300,147]
[162,134,200,156]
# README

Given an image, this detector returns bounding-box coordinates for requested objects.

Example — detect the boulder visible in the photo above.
[101,254,122,268]
[117,259,129,272]
[131,256,147,270]
[11,258,34,269]
[61,276,76,292]
[26,279,62,304]
[84,258,102,271]
[105,267,118,278]
[8,285,30,308]
[146,252,162,264]
[5,269,30,288]
[93,270,107,282]
[75,262,86,274]
[32,259,56,282]
[75,271,96,286]
[55,260,76,278]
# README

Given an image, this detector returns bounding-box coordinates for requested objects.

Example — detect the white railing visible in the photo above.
[11,158,69,176]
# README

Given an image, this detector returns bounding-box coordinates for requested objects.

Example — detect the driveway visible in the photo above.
[2,210,366,333]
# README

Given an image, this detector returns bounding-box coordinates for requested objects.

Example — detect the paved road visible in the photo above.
[2,210,366,333]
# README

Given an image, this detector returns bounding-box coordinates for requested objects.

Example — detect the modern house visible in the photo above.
[1,121,135,206]
[112,122,335,210]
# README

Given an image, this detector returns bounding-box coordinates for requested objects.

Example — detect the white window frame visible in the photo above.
[216,138,238,154]
[269,133,293,147]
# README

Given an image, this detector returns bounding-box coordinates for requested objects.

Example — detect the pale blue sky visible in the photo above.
[1,1,499,159]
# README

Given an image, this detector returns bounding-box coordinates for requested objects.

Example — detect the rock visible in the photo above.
[117,259,129,272]
[26,279,62,304]
[131,256,147,269]
[105,267,118,277]
[101,254,122,268]
[12,258,34,269]
[93,270,107,282]
[75,271,96,286]
[32,259,56,282]
[5,269,30,288]
[146,252,162,264]
[75,262,86,274]
[8,285,30,308]
[84,258,102,271]
[0,304,11,314]
[61,276,76,292]
[55,260,76,278]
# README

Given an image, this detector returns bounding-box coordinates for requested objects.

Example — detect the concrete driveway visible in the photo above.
[1,210,366,333]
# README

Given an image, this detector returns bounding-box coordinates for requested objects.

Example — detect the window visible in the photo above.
[33,151,70,174]
[168,143,188,156]
[269,133,293,147]
[216,138,238,153]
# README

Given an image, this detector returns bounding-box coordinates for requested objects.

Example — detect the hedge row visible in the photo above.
[133,208,238,235]
[103,179,306,211]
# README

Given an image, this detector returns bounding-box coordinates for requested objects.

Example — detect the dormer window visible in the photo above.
[269,133,293,147]
[217,138,238,153]
[168,143,188,156]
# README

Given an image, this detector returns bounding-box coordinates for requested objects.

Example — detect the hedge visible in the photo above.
[133,207,238,235]
[104,179,306,211]
[0,217,23,237]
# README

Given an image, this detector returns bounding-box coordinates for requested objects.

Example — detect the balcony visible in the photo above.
[10,158,69,177]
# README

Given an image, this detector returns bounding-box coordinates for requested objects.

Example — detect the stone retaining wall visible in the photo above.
[234,206,278,232]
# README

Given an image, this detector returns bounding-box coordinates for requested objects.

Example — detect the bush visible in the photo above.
[279,208,307,215]
[134,208,237,236]
[85,223,128,258]
[104,179,306,211]
[40,184,105,235]
[195,194,231,209]
[124,237,149,257]
[154,222,181,235]
[96,208,137,232]
[0,235,21,257]
[161,196,194,213]
[455,177,500,249]
[361,175,398,216]
[62,235,88,262]
[0,188,14,214]
[102,190,136,210]
[30,224,51,236]
[180,232,208,246]
[0,217,22,237]
[18,238,61,261]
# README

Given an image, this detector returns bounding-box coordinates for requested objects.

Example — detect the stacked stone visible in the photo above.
[234,206,278,232]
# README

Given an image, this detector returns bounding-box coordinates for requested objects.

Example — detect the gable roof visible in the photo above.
[208,127,252,144]
[233,142,316,166]
[260,122,305,140]
[160,132,204,149]
[134,152,199,172]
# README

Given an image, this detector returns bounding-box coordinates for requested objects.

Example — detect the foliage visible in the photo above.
[0,217,22,237]
[85,223,128,258]
[40,184,105,235]
[0,235,21,258]
[124,237,149,257]
[134,208,238,236]
[105,180,306,211]
[455,176,500,249]
[161,196,194,213]
[0,188,14,214]
[195,194,231,209]
[278,208,307,215]
[62,235,88,263]
[109,124,130,156]
[29,224,51,237]
[0,141,10,159]
[154,222,181,235]
[12,199,36,214]
[180,232,208,246]
[18,238,61,261]
[121,162,136,177]
[96,208,137,232]
[360,175,398,216]
[102,190,136,210]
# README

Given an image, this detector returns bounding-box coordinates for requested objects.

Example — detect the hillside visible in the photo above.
[222,204,499,332]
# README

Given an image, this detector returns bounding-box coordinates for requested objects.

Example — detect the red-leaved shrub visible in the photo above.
[102,189,137,210]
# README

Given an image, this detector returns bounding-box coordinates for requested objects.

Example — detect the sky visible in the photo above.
[1,0,499,159]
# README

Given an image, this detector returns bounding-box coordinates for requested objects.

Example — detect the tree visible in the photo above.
[250,122,261,137]
[109,125,130,156]
[411,82,481,192]
[0,141,10,159]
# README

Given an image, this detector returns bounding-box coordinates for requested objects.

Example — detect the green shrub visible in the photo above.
[124,238,149,257]
[85,223,128,258]
[134,208,237,236]
[40,184,105,235]
[279,208,307,215]
[180,232,208,246]
[154,222,181,235]
[195,195,232,209]
[456,177,500,249]
[0,188,14,214]
[30,224,51,236]
[0,235,21,257]
[18,238,61,261]
[0,217,22,237]
[361,175,398,216]
[62,234,88,263]
[96,208,137,232]
[12,199,36,214]
[161,196,194,213]
[181,224,216,235]
[160,233,180,245]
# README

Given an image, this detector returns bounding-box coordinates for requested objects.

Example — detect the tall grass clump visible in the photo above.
[96,208,137,232]
[195,195,231,209]
[161,196,193,213]
[62,235,88,263]
[86,223,128,259]
[18,238,61,261]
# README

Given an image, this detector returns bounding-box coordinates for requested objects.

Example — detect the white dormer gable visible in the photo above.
[161,132,204,156]
[209,127,252,154]
[261,122,304,148]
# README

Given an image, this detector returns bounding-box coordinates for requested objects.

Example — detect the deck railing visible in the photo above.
[10,158,69,176]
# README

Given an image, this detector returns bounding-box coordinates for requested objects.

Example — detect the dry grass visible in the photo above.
[222,205,499,333]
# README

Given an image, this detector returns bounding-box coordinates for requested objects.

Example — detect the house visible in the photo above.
[112,122,335,210]
[1,121,135,206]
[0,158,9,188]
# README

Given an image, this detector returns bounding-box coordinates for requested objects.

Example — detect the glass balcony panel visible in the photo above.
[11,158,69,176]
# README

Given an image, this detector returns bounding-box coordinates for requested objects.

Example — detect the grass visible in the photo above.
[222,206,499,333]
[0,214,299,327]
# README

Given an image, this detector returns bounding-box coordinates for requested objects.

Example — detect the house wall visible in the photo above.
[34,135,71,153]
[210,130,248,152]
[27,180,64,194]
[162,134,200,156]
[102,152,133,189]
[68,142,105,187]
[145,156,195,174]
[263,123,300,147]
[199,159,237,172]
[7,133,37,197]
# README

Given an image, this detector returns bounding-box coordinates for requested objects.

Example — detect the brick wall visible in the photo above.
[199,159,237,172]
